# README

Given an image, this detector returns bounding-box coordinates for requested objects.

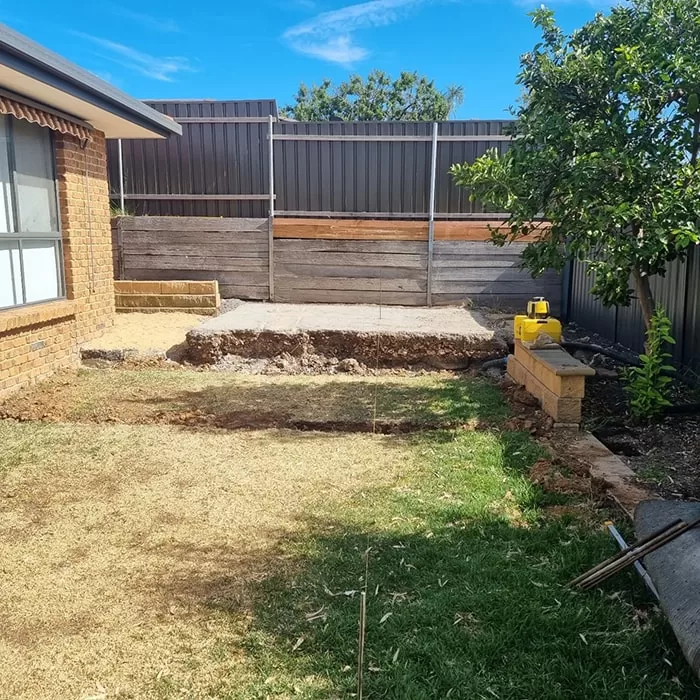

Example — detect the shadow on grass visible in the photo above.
[237,517,698,700]
[132,375,509,432]
[149,425,698,699]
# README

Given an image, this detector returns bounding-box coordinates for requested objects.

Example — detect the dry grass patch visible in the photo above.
[0,421,406,700]
[0,368,505,430]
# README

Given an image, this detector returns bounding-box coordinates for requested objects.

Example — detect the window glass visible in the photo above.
[13,119,58,233]
[0,116,13,233]
[21,240,60,303]
[0,239,21,307]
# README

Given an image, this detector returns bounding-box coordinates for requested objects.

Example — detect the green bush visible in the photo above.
[623,307,675,420]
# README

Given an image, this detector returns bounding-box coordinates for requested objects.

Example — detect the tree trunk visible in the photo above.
[632,266,655,330]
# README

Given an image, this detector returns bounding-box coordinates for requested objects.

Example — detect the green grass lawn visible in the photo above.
[0,369,697,699]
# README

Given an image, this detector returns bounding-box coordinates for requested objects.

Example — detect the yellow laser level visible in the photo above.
[514,296,562,343]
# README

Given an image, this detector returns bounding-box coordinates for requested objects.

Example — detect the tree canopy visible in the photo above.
[282,70,464,122]
[450,0,700,328]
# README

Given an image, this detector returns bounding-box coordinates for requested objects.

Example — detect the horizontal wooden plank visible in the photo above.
[123,244,268,258]
[432,280,562,295]
[220,285,270,300]
[274,252,427,267]
[118,217,269,233]
[274,263,426,281]
[434,223,546,241]
[433,258,523,269]
[127,270,270,286]
[275,276,426,293]
[124,230,269,246]
[433,294,562,313]
[434,269,560,283]
[274,239,427,254]
[274,289,426,306]
[124,255,269,272]
[274,218,428,241]
[434,240,527,255]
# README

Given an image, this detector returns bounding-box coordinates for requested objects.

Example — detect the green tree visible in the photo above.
[282,70,464,122]
[450,0,700,329]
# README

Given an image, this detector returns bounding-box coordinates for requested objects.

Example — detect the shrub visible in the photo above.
[623,307,675,420]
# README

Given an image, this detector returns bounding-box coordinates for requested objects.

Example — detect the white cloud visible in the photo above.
[73,32,194,82]
[283,0,427,65]
[292,35,369,63]
[108,6,180,33]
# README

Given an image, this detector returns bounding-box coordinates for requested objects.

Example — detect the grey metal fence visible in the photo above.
[106,100,512,218]
[107,100,277,218]
[569,249,700,373]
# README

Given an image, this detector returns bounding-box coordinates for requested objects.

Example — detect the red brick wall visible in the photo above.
[0,128,114,396]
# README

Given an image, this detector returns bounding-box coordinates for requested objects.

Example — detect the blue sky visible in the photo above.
[2,0,613,119]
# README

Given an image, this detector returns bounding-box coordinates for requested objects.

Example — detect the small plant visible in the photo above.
[623,306,676,420]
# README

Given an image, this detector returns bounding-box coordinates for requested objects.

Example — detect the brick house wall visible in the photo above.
[0,129,114,397]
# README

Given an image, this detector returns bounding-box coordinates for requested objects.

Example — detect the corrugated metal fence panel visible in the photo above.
[272,120,510,215]
[569,256,693,366]
[108,105,511,217]
[569,261,617,340]
[106,100,277,218]
[273,121,432,214]
[435,121,512,215]
[682,246,700,373]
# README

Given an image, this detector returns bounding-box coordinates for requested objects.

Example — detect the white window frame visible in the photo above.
[0,115,64,310]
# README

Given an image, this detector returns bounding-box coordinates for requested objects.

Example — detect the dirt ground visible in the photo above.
[82,312,207,359]
[0,421,405,700]
[0,368,501,433]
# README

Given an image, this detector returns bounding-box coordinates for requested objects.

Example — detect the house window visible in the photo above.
[0,115,63,309]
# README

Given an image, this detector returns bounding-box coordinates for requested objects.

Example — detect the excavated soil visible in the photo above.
[186,328,507,368]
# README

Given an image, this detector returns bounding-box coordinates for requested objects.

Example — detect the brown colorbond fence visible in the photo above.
[107,101,512,218]
[114,216,562,311]
[107,100,277,218]
[569,250,700,374]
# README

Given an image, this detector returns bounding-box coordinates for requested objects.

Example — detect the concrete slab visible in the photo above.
[198,302,494,336]
[635,500,700,676]
[187,302,506,367]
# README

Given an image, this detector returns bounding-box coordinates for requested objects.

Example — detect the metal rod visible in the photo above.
[271,133,511,142]
[117,138,125,214]
[273,210,513,220]
[606,522,659,600]
[427,122,438,307]
[578,517,700,589]
[268,114,275,301]
[110,193,273,201]
[570,518,683,586]
[174,116,278,124]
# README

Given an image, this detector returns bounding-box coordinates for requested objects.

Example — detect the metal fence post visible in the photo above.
[427,122,438,306]
[268,115,275,301]
[117,138,125,215]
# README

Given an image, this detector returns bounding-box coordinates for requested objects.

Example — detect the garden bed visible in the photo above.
[567,324,700,500]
